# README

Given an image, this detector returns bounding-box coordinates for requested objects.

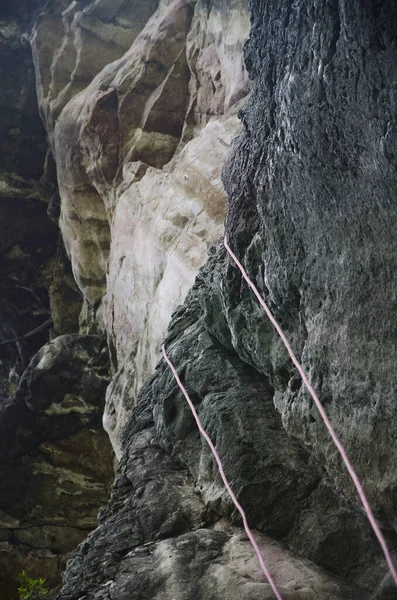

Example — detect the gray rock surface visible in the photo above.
[56,0,397,598]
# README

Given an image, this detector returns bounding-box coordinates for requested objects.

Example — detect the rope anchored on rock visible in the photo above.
[162,343,284,600]
[162,236,397,599]
[223,235,397,589]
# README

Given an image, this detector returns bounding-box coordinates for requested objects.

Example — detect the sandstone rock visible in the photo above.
[103,112,242,457]
[32,0,250,457]
[4,0,397,599]
[2,0,252,593]
[56,0,397,598]
[49,240,83,337]
[31,0,162,131]
[0,334,114,598]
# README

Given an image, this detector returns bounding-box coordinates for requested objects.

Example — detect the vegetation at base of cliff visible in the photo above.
[17,571,49,600]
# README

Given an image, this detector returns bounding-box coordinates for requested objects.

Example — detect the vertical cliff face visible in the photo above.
[54,0,397,599]
[31,0,251,458]
[0,0,56,395]
[228,0,397,531]
[2,0,397,598]
[1,0,251,595]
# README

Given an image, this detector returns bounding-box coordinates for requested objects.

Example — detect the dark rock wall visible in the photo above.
[0,0,46,180]
[0,3,113,597]
[225,0,397,521]
[0,0,82,395]
[0,334,114,599]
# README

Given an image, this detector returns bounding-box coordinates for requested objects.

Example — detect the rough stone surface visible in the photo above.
[103,112,243,457]
[0,429,113,599]
[1,0,251,595]
[0,5,106,596]
[0,0,82,395]
[225,0,397,525]
[56,1,397,599]
[31,0,251,457]
[0,334,110,460]
[2,0,397,599]
[57,386,369,600]
[0,335,114,599]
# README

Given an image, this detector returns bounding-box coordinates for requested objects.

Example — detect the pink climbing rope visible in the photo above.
[162,344,284,600]
[223,236,397,587]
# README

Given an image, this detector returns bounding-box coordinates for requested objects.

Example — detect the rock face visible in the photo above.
[1,0,251,595]
[2,0,397,599]
[56,379,369,600]
[0,335,114,598]
[31,0,251,457]
[54,0,397,599]
[0,0,82,395]
[0,3,115,596]
[230,0,397,525]
[0,0,56,395]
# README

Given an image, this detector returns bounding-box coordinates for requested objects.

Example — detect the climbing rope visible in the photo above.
[223,235,397,588]
[162,344,284,600]
[162,236,397,597]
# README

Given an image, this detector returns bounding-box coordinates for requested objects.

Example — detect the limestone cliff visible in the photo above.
[2,0,397,599]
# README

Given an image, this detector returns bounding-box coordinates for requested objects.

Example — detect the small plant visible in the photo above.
[17,571,49,600]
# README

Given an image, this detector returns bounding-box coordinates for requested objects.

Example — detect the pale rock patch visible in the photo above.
[32,0,250,456]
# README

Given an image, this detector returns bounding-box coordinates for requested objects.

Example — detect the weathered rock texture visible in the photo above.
[231,0,397,524]
[0,0,82,395]
[3,0,397,599]
[0,3,115,596]
[0,335,114,598]
[0,0,56,395]
[53,0,397,599]
[56,380,370,600]
[2,0,251,595]
[31,0,251,457]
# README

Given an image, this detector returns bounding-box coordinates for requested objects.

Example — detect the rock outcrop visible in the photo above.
[0,335,114,598]
[0,0,83,394]
[2,0,397,599]
[31,0,251,457]
[0,3,114,594]
[0,0,56,395]
[2,0,251,594]
[53,0,397,598]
